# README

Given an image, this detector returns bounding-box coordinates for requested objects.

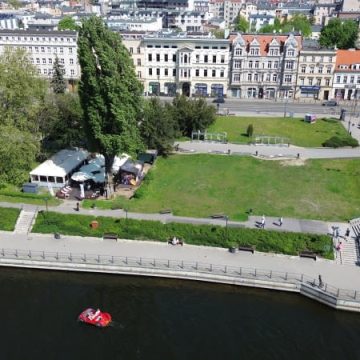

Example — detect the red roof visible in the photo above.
[335,49,360,71]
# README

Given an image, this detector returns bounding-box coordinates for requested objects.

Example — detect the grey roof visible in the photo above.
[0,29,77,36]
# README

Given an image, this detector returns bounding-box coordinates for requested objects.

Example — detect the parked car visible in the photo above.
[322,100,338,106]
[213,97,225,104]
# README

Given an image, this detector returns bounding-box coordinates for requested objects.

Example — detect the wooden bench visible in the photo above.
[103,233,118,241]
[238,245,255,254]
[159,209,172,214]
[211,214,226,219]
[299,251,317,260]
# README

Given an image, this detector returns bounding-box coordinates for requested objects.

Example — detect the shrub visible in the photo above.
[246,124,254,137]
[323,136,359,148]
[32,212,334,259]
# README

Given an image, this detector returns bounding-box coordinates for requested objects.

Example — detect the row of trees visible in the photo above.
[0,16,216,187]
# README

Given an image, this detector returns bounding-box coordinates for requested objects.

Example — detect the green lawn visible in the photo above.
[32,212,333,259]
[207,116,350,147]
[84,155,360,222]
[0,207,20,231]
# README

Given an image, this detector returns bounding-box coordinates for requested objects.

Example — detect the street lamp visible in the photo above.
[224,215,229,242]
[283,97,288,118]
[217,103,220,114]
[348,120,351,133]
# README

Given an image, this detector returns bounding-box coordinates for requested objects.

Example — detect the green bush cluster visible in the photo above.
[32,212,334,259]
[323,136,359,148]
[0,207,20,231]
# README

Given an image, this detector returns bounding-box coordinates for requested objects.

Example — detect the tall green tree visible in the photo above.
[319,19,358,49]
[259,15,311,37]
[234,15,249,32]
[0,47,47,133]
[58,16,79,31]
[170,95,216,137]
[51,57,67,94]
[78,16,144,192]
[139,98,178,155]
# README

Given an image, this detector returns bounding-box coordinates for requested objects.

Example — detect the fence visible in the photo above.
[0,247,359,303]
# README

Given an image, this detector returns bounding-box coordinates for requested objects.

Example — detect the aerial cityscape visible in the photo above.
[0,0,360,358]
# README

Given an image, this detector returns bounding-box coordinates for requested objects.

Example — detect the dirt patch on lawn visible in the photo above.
[280,159,306,166]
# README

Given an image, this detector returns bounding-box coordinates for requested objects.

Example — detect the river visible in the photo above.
[1,267,359,360]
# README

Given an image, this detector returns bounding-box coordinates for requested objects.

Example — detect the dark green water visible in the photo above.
[0,268,359,360]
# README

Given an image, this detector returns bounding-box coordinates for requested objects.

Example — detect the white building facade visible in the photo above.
[0,29,80,81]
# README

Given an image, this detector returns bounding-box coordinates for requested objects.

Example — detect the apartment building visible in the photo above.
[333,49,360,100]
[229,33,302,99]
[295,41,336,101]
[128,31,229,97]
[0,29,80,82]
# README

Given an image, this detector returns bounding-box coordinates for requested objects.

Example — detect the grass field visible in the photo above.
[0,207,20,231]
[84,155,360,221]
[207,116,350,147]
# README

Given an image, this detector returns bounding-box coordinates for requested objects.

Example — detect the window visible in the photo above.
[36,58,40,64]
[156,54,160,62]
[284,74,292,83]
[325,78,330,86]
[249,61,253,68]
[233,74,240,82]
[156,68,160,76]
[235,48,242,56]
[336,76,341,83]
[234,60,241,69]
[35,47,39,53]
[173,69,176,76]
[318,66,323,74]
[69,47,73,54]
[129,47,133,54]
[137,47,141,54]
[272,74,277,82]
[254,73,258,81]
[255,61,259,68]
[70,58,74,65]
[285,61,293,69]
[204,69,207,77]
[328,56,332,62]
[310,66,314,74]
[42,58,46,64]
[212,69,216,77]
[44,69,47,75]
[301,66,306,73]
[350,76,355,84]
[41,46,45,53]
[220,70,224,77]
[173,54,176,62]
[40,176,47,182]
[316,78,321,86]
[343,76,348,83]
[196,69,199,76]
[308,78,313,85]
[221,55,225,63]
[250,48,259,55]
[266,74,270,82]
[48,58,52,64]
[164,54,168,62]
[311,56,315,62]
[165,68,168,76]
[248,73,252,81]
[137,71,141,78]
[204,55,208,63]
[60,58,64,64]
[148,54,152,61]
[213,55,216,63]
[357,76,360,84]
[70,69,75,76]
[326,66,332,74]
[274,61,278,69]
[287,49,295,56]
[300,77,304,85]
[149,68,152,76]
[268,61,272,69]
[136,58,141,66]
[60,47,63,54]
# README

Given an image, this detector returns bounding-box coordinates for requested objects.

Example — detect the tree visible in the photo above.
[0,125,39,186]
[170,95,217,137]
[8,0,20,9]
[210,29,225,39]
[58,16,79,31]
[78,16,144,193]
[139,98,178,155]
[288,14,312,37]
[234,15,249,32]
[51,57,67,94]
[0,47,47,133]
[246,124,254,138]
[39,93,84,155]
[319,19,358,49]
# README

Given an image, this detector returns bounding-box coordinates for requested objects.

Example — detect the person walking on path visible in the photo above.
[261,215,266,229]
[279,217,283,226]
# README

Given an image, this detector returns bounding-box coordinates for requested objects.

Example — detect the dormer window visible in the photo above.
[250,48,259,55]
[235,48,242,56]
[287,49,295,56]
[269,49,278,56]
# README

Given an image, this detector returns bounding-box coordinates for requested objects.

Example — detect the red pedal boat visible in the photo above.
[78,308,112,327]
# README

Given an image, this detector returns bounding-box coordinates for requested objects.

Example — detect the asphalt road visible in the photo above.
[157,96,359,117]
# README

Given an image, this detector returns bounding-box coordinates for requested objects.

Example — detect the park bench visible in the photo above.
[159,209,172,214]
[211,214,226,219]
[299,251,317,260]
[238,245,255,254]
[103,233,118,241]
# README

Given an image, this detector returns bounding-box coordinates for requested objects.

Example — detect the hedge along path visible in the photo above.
[32,211,334,260]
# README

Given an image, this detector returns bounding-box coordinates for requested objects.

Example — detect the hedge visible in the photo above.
[32,212,334,259]
[323,136,359,148]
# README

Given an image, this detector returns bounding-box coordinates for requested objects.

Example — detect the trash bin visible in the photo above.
[54,233,61,239]
[340,109,346,121]
[229,247,236,253]
[90,220,99,229]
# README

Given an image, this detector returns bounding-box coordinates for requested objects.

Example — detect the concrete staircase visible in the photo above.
[335,237,358,266]
[14,209,37,234]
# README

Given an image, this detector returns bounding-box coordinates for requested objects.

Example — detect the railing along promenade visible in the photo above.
[0,247,360,309]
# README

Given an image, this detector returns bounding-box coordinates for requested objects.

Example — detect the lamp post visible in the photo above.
[283,97,288,118]
[44,196,49,224]
[224,215,229,242]
[124,208,128,231]
[348,120,351,133]
[217,103,220,114]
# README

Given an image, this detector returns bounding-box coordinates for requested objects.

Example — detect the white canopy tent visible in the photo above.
[30,149,89,188]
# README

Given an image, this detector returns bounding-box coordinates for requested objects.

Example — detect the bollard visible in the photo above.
[42,251,45,259]
[195,262,198,270]
[111,256,114,264]
[239,267,242,275]
[69,254,72,261]
[167,259,170,268]
[97,255,100,263]
[270,270,272,279]
[28,250,31,258]
[1,248,4,257]
[153,259,156,267]
[285,272,288,280]
[337,288,340,297]
[224,265,227,274]
[210,264,212,272]
[55,252,59,260]
[181,260,184,269]
[301,274,304,282]
[15,250,18,258]
[125,256,128,265]
[254,268,257,277]
[139,258,142,265]
[355,290,357,300]
[83,254,86,262]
